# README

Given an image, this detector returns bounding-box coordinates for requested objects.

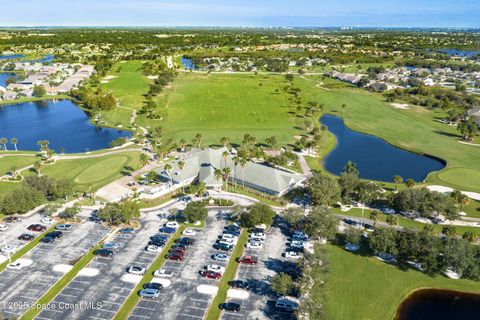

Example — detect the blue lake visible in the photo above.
[438,49,479,57]
[0,73,16,87]
[320,115,445,182]
[0,54,25,60]
[181,57,196,70]
[0,100,131,153]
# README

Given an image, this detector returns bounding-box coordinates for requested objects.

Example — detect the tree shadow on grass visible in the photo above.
[433,130,462,139]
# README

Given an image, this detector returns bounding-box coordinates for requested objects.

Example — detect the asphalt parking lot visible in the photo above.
[0,218,109,319]
[222,217,293,320]
[128,209,229,320]
[0,213,47,263]
[36,207,171,320]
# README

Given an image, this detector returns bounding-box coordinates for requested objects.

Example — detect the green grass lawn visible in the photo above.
[0,155,37,175]
[138,72,305,146]
[325,244,480,320]
[295,76,480,193]
[39,152,142,191]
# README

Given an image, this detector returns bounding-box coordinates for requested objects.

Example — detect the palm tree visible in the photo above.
[34,160,42,175]
[222,151,229,169]
[10,138,18,151]
[239,157,247,189]
[179,139,187,153]
[458,193,471,212]
[177,160,185,193]
[405,179,415,188]
[232,156,239,188]
[140,153,149,167]
[222,167,231,191]
[220,136,229,148]
[0,137,7,151]
[192,133,203,149]
[393,175,403,192]
[164,163,173,187]
[214,169,223,191]
[369,211,380,227]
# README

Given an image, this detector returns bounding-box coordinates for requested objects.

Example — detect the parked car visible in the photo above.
[159,226,176,234]
[150,234,169,242]
[176,237,195,246]
[139,288,160,299]
[18,234,35,241]
[56,224,72,231]
[249,232,266,240]
[41,236,55,244]
[212,253,230,262]
[94,249,114,257]
[127,266,146,275]
[201,270,222,279]
[119,227,135,234]
[143,282,163,290]
[228,280,250,290]
[182,229,197,236]
[41,217,54,225]
[27,224,47,232]
[167,252,184,261]
[146,245,162,253]
[214,243,233,252]
[148,240,166,247]
[103,242,123,250]
[170,247,186,256]
[1,245,16,254]
[0,224,8,231]
[153,269,173,278]
[219,302,241,312]
[165,221,179,229]
[6,262,23,270]
[3,217,21,223]
[284,251,302,259]
[204,264,225,274]
[46,231,63,239]
[275,297,298,313]
[246,241,263,249]
[238,255,258,265]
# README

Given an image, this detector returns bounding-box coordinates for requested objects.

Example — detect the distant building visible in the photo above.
[157,148,305,197]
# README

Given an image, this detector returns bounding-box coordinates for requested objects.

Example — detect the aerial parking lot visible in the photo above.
[222,217,296,320]
[128,209,231,320]
[0,216,110,319]
[36,207,172,320]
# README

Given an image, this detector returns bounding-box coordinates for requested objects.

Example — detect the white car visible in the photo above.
[41,217,54,225]
[284,251,302,259]
[250,232,266,240]
[246,241,263,249]
[183,229,197,236]
[127,266,146,275]
[165,221,179,229]
[7,262,23,270]
[0,224,7,231]
[146,245,162,253]
[249,236,265,242]
[154,269,173,278]
[220,238,235,245]
[221,233,237,240]
[212,253,230,262]
[205,264,225,274]
[1,245,16,255]
[290,240,304,248]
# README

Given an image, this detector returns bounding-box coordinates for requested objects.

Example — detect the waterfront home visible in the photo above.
[157,147,305,196]
[7,83,32,90]
[19,89,34,98]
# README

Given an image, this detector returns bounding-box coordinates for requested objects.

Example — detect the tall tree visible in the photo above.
[10,138,18,151]
[0,137,7,151]
[393,175,403,192]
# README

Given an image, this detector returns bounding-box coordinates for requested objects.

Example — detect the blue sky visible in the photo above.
[1,0,479,28]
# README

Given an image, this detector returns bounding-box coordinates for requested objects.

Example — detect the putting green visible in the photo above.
[74,156,129,184]
[437,168,480,191]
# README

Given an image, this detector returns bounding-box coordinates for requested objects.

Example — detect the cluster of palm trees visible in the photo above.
[0,137,18,151]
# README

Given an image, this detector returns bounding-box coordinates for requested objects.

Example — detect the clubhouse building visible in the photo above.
[157,147,305,197]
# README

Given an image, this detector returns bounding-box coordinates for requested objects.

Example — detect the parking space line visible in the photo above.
[128,314,151,319]
[191,298,209,303]
[102,300,123,305]
[90,316,108,320]
[179,313,203,319]
[35,316,53,320]
[135,306,155,311]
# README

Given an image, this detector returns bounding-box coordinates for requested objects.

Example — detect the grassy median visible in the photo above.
[205,230,248,320]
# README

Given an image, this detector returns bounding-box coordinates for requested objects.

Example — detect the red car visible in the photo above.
[201,270,222,279]
[170,247,186,254]
[167,252,184,261]
[27,224,47,232]
[239,255,258,265]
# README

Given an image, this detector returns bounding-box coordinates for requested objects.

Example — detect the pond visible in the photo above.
[0,54,25,60]
[437,49,479,57]
[0,72,16,87]
[395,289,480,320]
[181,57,196,70]
[0,100,131,153]
[320,115,445,182]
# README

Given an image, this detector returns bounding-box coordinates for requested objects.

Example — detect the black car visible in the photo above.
[150,234,169,242]
[18,234,35,241]
[3,217,21,223]
[143,282,163,290]
[219,302,241,312]
[45,231,63,239]
[228,280,250,290]
[176,237,195,246]
[148,240,166,247]
[41,236,55,244]
[214,242,233,252]
[94,249,114,257]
